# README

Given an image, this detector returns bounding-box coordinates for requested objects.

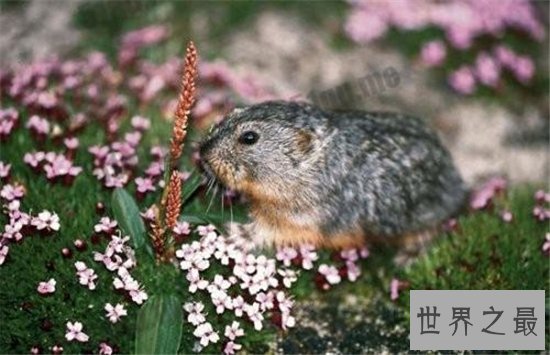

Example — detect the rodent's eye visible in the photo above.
[238,131,259,145]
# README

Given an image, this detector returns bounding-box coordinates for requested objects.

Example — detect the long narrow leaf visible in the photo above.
[135,294,183,354]
[111,188,146,250]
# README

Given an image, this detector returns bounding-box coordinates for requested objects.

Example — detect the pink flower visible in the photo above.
[542,233,550,256]
[420,40,447,66]
[494,45,516,68]
[193,322,219,347]
[534,190,550,204]
[124,131,142,147]
[223,341,242,355]
[390,278,400,301]
[98,342,113,355]
[94,217,117,233]
[173,221,191,236]
[318,264,341,285]
[299,245,318,270]
[500,210,513,223]
[105,303,127,323]
[0,161,11,179]
[475,52,500,87]
[448,66,476,94]
[135,177,156,194]
[533,206,550,222]
[43,154,82,179]
[197,224,216,236]
[24,152,45,168]
[65,321,89,342]
[131,115,151,131]
[346,261,361,282]
[37,278,56,294]
[470,177,507,210]
[3,221,23,241]
[63,137,79,150]
[75,261,98,290]
[121,25,169,50]
[145,161,163,178]
[32,210,60,231]
[140,206,156,222]
[0,245,8,265]
[512,56,534,83]
[26,115,50,135]
[0,183,25,201]
[276,247,298,267]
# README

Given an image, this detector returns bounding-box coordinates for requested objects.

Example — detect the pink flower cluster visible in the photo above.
[89,128,145,188]
[24,151,82,184]
[0,107,19,140]
[344,0,543,95]
[134,144,167,200]
[470,177,507,210]
[315,247,369,290]
[533,189,550,222]
[1,177,61,265]
[448,47,536,94]
[118,25,170,67]
[92,218,147,305]
[345,0,544,46]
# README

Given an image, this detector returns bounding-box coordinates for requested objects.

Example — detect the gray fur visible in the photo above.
[200,100,466,240]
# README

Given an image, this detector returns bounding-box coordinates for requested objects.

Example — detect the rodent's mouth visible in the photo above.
[199,156,238,191]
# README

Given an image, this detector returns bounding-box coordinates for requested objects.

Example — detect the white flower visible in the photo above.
[193,322,219,347]
[184,302,206,326]
[211,290,233,314]
[278,268,298,288]
[244,302,264,331]
[276,291,294,314]
[224,321,244,340]
[65,321,89,342]
[318,264,341,285]
[232,296,245,317]
[187,269,209,293]
[255,292,274,311]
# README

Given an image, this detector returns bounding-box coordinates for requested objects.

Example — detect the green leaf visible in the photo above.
[135,294,183,355]
[111,188,147,251]
[182,170,203,203]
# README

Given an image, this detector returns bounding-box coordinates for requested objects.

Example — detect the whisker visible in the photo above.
[206,184,218,214]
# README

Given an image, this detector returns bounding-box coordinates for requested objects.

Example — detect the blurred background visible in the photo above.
[1,0,548,186]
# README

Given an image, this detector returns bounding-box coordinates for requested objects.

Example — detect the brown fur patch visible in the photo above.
[295,129,313,155]
[324,231,366,249]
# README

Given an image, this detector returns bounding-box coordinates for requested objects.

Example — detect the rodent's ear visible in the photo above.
[295,129,314,155]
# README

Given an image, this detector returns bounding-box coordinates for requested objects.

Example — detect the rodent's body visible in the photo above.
[200,101,466,249]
